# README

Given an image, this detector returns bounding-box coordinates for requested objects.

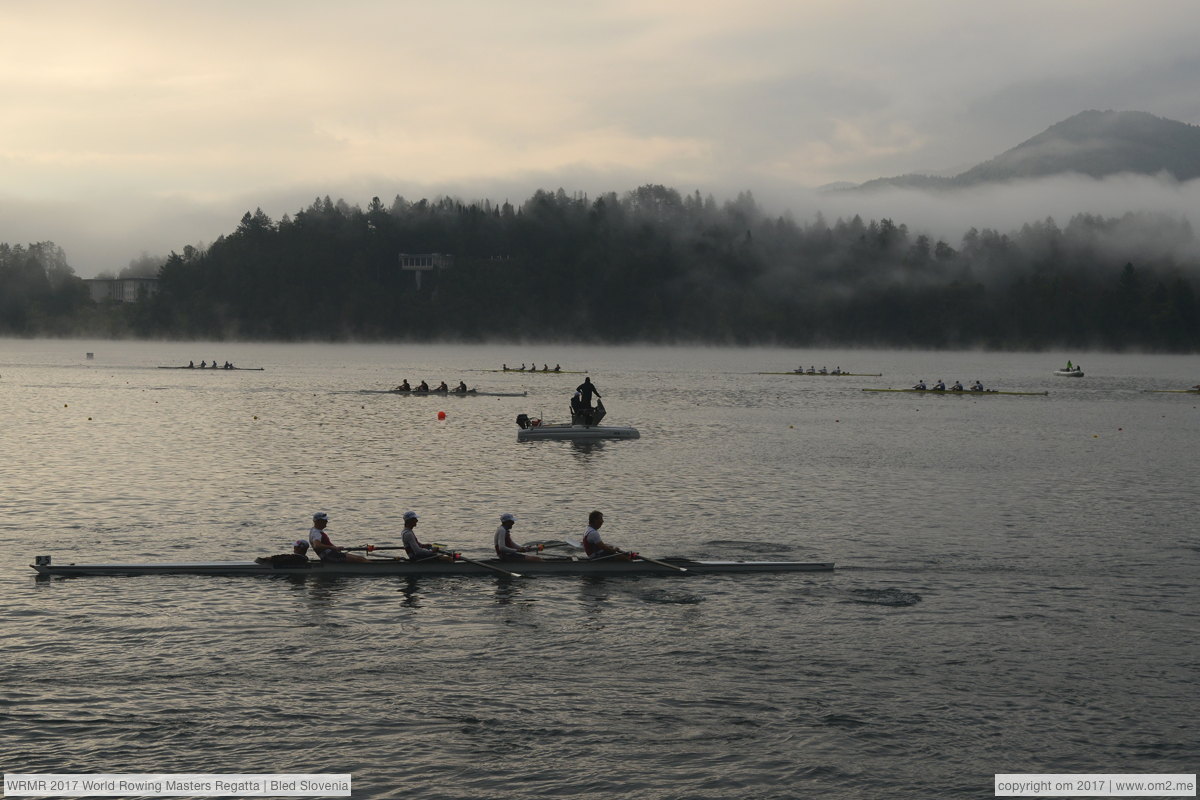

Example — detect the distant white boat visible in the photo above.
[1054,367,1084,377]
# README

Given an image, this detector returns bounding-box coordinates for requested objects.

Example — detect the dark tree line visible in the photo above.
[3,185,1199,350]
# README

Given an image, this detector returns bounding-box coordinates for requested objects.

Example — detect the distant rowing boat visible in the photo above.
[1054,368,1084,377]
[862,388,1049,396]
[758,371,882,377]
[382,388,528,397]
[485,368,586,374]
[32,556,833,577]
[1141,389,1200,394]
[157,365,265,371]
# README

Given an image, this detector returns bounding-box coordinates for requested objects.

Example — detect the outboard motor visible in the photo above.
[516,413,531,429]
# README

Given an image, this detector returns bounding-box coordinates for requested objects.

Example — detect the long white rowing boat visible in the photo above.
[381,388,528,397]
[758,371,882,377]
[31,556,833,577]
[862,388,1048,396]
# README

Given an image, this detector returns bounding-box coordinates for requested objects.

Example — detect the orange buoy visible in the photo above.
[437,411,446,420]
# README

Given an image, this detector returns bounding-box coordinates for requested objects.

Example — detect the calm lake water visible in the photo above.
[1,339,1197,799]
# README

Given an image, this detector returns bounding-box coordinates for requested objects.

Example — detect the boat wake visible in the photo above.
[846,588,923,607]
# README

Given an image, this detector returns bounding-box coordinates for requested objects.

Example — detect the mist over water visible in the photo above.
[2,340,1196,798]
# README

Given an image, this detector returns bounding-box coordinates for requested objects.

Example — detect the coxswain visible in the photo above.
[581,510,633,560]
[493,513,542,562]
[308,512,368,563]
[255,539,312,567]
[951,380,964,391]
[400,511,452,561]
[933,379,946,391]
[913,379,927,390]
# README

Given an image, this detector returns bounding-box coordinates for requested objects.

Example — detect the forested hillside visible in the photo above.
[3,186,1199,350]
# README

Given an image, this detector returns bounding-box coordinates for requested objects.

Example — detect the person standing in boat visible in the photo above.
[309,512,368,563]
[400,511,451,561]
[575,376,602,424]
[493,513,542,562]
[581,510,632,560]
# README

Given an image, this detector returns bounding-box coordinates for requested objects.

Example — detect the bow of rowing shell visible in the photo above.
[31,557,834,577]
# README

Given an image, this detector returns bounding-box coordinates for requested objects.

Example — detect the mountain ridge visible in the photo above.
[846,110,1200,192]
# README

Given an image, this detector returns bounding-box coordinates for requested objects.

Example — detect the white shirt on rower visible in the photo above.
[402,527,437,559]
[494,525,523,557]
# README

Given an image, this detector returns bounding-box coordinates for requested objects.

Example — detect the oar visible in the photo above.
[410,549,525,579]
[631,554,687,573]
[445,551,524,579]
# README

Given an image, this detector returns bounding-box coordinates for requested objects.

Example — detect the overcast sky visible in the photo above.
[3,0,1200,275]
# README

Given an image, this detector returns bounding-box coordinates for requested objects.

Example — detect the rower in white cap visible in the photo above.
[400,510,452,561]
[493,513,543,562]
[308,512,369,563]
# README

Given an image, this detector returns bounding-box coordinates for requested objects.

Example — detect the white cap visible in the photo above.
[403,510,419,521]
[500,513,515,522]
[294,540,308,548]
[313,512,328,521]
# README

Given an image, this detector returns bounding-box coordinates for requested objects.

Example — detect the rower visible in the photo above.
[200,360,207,368]
[309,512,368,563]
[971,380,984,391]
[418,380,430,392]
[455,380,468,393]
[493,513,542,562]
[436,381,449,392]
[554,364,561,372]
[933,379,946,391]
[188,360,195,368]
[395,379,411,392]
[581,510,633,560]
[400,511,451,561]
[951,380,964,391]
[913,379,927,390]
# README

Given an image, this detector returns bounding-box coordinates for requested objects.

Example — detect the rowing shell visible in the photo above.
[157,366,265,371]
[1141,389,1200,394]
[32,557,834,577]
[383,389,528,397]
[758,371,882,377]
[483,369,586,374]
[862,388,1049,396]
